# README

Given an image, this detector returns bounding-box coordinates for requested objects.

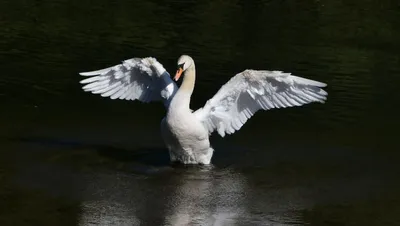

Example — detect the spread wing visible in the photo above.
[79,57,178,108]
[193,70,328,137]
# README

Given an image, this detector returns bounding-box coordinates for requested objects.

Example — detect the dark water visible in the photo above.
[1,0,400,225]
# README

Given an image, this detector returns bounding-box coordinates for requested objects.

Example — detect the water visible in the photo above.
[1,0,400,225]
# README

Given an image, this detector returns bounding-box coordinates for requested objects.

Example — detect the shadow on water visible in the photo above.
[9,136,174,174]
[8,135,247,169]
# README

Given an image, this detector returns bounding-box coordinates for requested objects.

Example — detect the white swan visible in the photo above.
[79,55,328,164]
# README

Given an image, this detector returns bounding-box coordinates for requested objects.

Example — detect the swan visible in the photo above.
[79,55,328,164]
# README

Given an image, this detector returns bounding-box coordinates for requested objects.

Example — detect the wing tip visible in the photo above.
[79,72,93,76]
[79,71,103,76]
[79,66,114,76]
[291,75,327,87]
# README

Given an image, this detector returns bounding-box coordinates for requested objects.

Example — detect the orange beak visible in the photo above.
[174,68,183,81]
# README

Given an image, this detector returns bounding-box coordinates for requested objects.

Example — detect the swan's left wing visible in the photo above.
[193,70,328,137]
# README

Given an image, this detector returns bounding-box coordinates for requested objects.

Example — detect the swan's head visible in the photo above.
[174,55,194,81]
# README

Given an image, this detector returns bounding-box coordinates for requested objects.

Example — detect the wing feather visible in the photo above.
[194,69,328,137]
[79,57,178,108]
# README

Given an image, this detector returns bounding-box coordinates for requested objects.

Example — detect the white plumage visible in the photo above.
[79,55,327,164]
[80,57,178,108]
[193,69,327,137]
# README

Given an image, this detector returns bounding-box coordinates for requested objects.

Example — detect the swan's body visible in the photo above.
[79,55,328,164]
[161,59,214,164]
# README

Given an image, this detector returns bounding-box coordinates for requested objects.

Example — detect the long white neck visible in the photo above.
[170,65,196,111]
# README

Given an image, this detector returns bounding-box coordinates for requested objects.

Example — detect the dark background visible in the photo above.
[1,0,400,225]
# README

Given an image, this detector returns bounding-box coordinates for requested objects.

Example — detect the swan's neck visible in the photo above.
[170,66,196,111]
[180,67,195,96]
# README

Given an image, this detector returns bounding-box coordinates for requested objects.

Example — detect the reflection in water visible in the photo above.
[76,166,311,225]
[77,167,249,225]
[163,167,245,225]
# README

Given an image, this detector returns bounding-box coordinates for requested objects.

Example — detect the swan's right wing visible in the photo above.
[79,57,178,108]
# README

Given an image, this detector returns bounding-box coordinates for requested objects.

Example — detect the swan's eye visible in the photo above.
[178,63,185,70]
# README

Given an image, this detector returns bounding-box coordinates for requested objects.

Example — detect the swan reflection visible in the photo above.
[77,166,306,225]
[163,167,246,225]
